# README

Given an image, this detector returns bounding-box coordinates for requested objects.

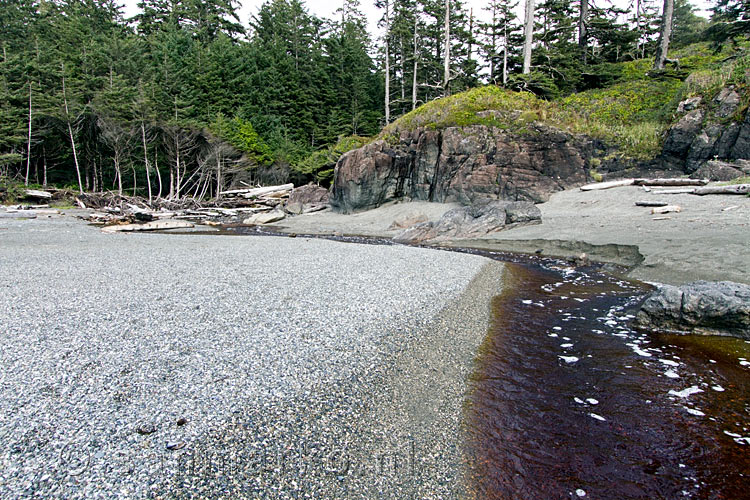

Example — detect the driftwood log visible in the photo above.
[694,184,750,196]
[635,200,669,207]
[634,178,708,186]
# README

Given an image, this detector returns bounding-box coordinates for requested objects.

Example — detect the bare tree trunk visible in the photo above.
[503,13,508,85]
[141,121,152,204]
[42,146,47,187]
[215,148,222,199]
[62,67,84,194]
[653,0,674,71]
[412,16,418,111]
[578,0,588,64]
[384,0,391,124]
[155,153,162,199]
[25,81,32,186]
[522,0,535,74]
[92,159,97,192]
[114,156,123,196]
[443,0,450,95]
[132,164,137,196]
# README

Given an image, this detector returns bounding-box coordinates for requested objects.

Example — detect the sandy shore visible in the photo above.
[273,188,750,286]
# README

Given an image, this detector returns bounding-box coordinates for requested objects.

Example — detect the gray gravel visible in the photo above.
[0,216,496,498]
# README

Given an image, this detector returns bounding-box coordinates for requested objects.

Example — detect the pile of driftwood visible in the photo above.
[70,183,295,228]
[579,177,749,219]
[580,178,750,195]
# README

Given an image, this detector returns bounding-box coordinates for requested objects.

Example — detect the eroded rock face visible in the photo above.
[393,200,541,244]
[634,281,750,339]
[662,86,750,172]
[331,125,590,213]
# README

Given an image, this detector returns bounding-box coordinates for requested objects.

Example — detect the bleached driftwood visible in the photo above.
[101,220,194,233]
[651,188,697,195]
[220,183,294,198]
[651,205,682,214]
[580,179,635,191]
[694,184,750,196]
[634,178,708,186]
[24,189,53,199]
[635,200,669,207]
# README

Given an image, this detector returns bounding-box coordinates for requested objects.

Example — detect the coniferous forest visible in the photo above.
[0,0,745,198]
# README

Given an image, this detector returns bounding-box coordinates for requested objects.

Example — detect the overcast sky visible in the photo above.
[119,0,714,41]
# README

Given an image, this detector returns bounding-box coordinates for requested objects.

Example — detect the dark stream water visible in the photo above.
[157,226,750,498]
[465,259,750,500]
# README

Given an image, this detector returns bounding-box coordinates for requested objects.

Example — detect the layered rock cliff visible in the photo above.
[331,125,592,213]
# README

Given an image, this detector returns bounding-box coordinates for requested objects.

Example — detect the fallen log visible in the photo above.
[634,178,708,186]
[220,183,294,198]
[651,188,697,195]
[580,179,635,191]
[23,189,53,199]
[694,184,750,196]
[651,205,681,214]
[635,200,669,207]
[101,220,194,233]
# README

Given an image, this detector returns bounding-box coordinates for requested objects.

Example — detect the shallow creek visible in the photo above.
[464,257,750,500]
[162,226,750,498]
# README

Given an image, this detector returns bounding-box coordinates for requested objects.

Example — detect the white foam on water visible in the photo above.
[724,430,742,438]
[627,343,652,357]
[711,385,725,392]
[665,370,680,379]
[563,336,571,340]
[709,359,717,364]
[576,489,587,497]
[574,298,586,302]
[548,333,559,338]
[659,359,680,367]
[669,386,704,398]
[560,343,574,348]
[522,300,533,304]
[574,397,585,404]
[589,413,606,421]
[586,398,598,405]
[684,407,705,416]
[740,360,750,367]
[559,356,579,364]
[552,326,562,331]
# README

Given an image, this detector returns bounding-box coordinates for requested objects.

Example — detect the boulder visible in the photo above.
[690,159,750,182]
[394,200,541,244]
[286,183,330,215]
[331,124,590,213]
[243,210,286,225]
[634,281,750,339]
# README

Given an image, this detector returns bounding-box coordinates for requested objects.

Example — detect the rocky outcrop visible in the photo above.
[634,281,750,339]
[393,200,541,244]
[285,183,330,214]
[661,86,750,172]
[690,159,750,181]
[331,125,591,213]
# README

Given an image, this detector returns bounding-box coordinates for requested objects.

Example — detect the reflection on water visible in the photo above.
[466,261,750,500]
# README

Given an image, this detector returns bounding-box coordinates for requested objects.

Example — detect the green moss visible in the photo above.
[294,135,372,184]
[381,86,543,137]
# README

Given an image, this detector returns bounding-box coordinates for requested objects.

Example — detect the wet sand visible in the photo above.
[272,187,750,286]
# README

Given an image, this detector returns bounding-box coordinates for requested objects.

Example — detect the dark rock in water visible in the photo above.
[285,183,330,215]
[635,281,750,339]
[394,200,541,244]
[331,125,590,213]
